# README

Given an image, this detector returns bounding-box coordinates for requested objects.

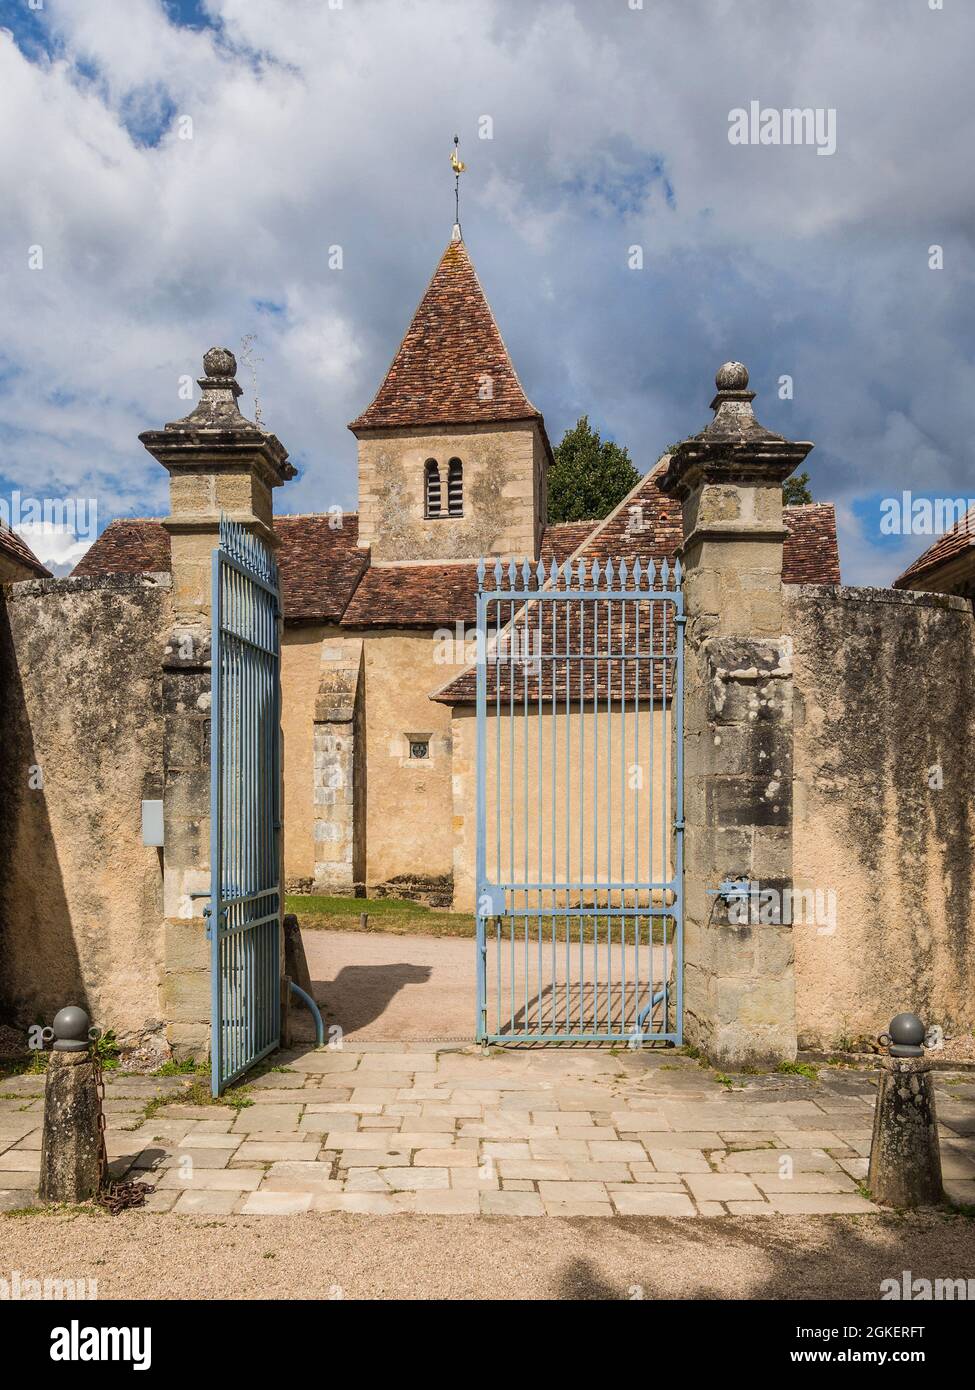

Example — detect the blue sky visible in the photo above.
[0,0,972,579]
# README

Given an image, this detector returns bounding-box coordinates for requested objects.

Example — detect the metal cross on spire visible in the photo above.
[450,133,466,240]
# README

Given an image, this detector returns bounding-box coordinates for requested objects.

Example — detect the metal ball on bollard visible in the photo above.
[39,1005,104,1205]
[868,1012,944,1209]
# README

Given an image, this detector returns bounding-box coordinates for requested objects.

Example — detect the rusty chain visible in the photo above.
[91,1049,153,1215]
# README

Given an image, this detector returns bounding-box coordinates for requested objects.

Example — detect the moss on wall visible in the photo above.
[790,584,975,1047]
[0,574,170,1049]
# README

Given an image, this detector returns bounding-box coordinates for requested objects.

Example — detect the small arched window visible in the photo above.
[424,459,442,518]
[447,457,463,517]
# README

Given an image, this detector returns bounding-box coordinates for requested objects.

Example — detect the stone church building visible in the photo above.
[74,229,840,911]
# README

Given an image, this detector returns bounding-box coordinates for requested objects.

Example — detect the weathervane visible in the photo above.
[450,133,466,238]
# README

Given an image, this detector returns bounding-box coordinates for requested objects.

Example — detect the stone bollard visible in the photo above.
[38,1006,103,1204]
[868,1012,944,1209]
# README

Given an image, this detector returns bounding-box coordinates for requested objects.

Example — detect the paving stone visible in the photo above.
[694,1201,728,1216]
[157,1168,263,1191]
[164,1105,237,1120]
[528,1138,591,1158]
[328,1131,410,1150]
[413,1148,477,1167]
[765,1194,878,1215]
[629,1165,696,1184]
[240,1191,314,1215]
[397,1191,480,1215]
[587,1141,646,1162]
[643,1147,711,1173]
[611,1189,696,1216]
[720,1149,839,1173]
[336,1150,410,1167]
[229,1142,311,1163]
[498,1160,571,1181]
[502,1179,536,1191]
[450,1167,499,1191]
[261,1162,345,1192]
[379,1168,450,1191]
[754,1173,858,1195]
[610,1112,671,1132]
[836,1157,869,1180]
[565,1162,633,1183]
[142,1189,180,1212]
[313,1193,400,1213]
[173,1189,241,1215]
[543,1200,615,1216]
[299,1113,357,1134]
[0,1186,36,1208]
[343,1169,389,1192]
[726,1200,775,1215]
[288,1053,359,1073]
[944,1179,975,1206]
[480,1190,545,1216]
[641,1131,724,1149]
[0,1151,40,1171]
[685,1174,763,1202]
[0,1171,43,1189]
[232,1106,303,1132]
[482,1141,531,1159]
[537,1180,608,1202]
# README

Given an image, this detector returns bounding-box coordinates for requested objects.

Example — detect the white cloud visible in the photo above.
[0,0,972,582]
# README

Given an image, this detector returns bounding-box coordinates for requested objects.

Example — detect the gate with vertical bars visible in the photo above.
[474,554,684,1045]
[208,518,283,1094]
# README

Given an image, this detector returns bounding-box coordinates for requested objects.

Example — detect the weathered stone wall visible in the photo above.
[356,420,545,561]
[362,629,455,888]
[281,624,331,888]
[0,574,170,1049]
[789,584,975,1047]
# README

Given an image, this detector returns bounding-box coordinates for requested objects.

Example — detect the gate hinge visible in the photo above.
[674,614,687,626]
[673,819,685,832]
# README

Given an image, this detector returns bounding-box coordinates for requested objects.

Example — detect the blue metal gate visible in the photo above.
[475,555,683,1044]
[208,519,282,1094]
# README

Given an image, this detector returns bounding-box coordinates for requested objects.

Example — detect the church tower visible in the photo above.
[349,227,552,563]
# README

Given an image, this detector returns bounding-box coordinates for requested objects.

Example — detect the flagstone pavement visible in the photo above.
[2,1045,974,1218]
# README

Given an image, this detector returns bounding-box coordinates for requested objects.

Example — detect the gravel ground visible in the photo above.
[1,1210,972,1300]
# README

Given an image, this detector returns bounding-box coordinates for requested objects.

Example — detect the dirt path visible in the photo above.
[301,929,475,1040]
[2,1209,971,1300]
[300,928,672,1042]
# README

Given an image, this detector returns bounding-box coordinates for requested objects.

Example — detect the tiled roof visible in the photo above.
[0,525,53,578]
[72,515,369,624]
[540,521,597,566]
[274,514,369,623]
[67,480,839,638]
[781,504,842,585]
[340,562,479,629]
[349,237,543,432]
[432,467,842,704]
[893,503,975,589]
[72,519,171,577]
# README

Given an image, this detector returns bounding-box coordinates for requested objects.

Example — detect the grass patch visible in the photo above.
[153,1058,208,1077]
[777,1060,819,1082]
[287,894,673,944]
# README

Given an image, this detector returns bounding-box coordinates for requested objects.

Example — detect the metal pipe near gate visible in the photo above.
[289,981,325,1047]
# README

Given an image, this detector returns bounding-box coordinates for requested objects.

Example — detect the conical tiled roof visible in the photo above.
[349,236,542,431]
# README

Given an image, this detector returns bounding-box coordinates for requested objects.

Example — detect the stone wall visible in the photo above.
[0,574,170,1050]
[789,584,975,1047]
[362,628,455,888]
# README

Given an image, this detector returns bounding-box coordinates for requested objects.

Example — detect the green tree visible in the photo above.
[783,470,814,506]
[548,415,641,523]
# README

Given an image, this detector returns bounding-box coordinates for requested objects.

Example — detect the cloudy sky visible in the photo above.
[0,0,972,579]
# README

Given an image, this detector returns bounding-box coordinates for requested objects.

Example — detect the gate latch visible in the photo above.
[477,886,506,919]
